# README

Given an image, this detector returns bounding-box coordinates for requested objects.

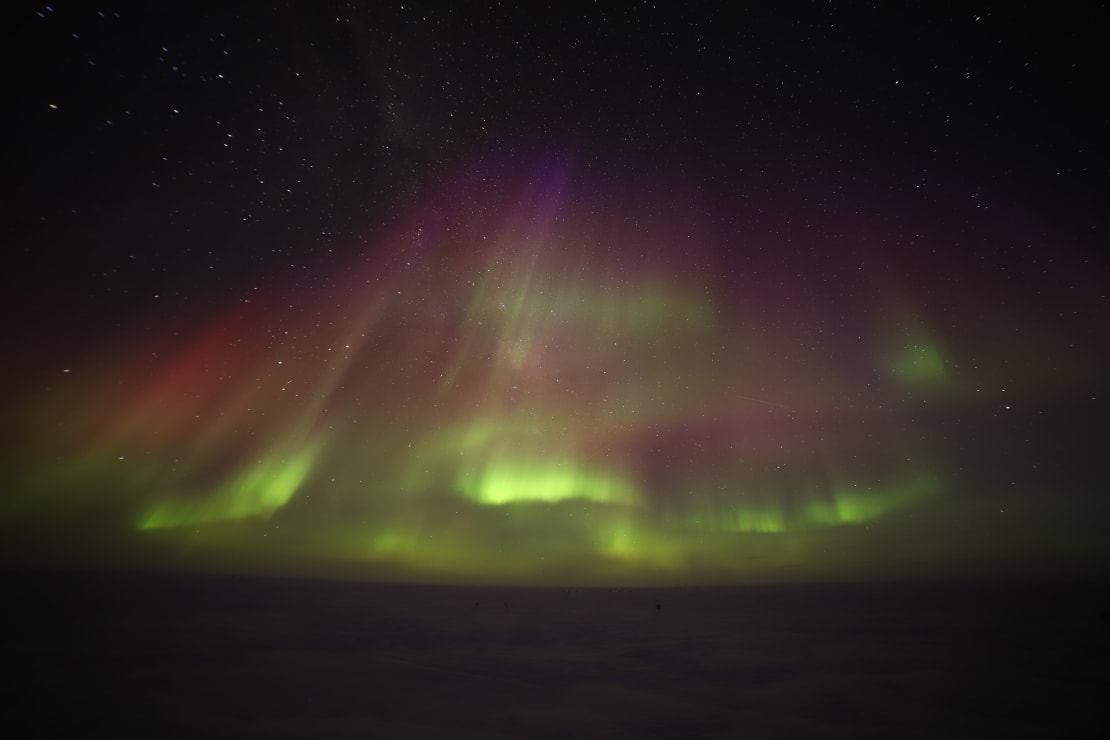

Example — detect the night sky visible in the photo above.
[4,2,1108,585]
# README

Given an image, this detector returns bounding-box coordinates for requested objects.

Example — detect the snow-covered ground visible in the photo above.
[5,571,1107,738]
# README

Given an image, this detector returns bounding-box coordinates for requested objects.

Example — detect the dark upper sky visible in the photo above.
[4,2,1108,585]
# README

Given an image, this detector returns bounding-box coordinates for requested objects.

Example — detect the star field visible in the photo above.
[4,2,1108,585]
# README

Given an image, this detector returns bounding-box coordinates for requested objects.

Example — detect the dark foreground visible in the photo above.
[4,570,1108,738]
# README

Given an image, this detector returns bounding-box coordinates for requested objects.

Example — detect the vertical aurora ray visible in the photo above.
[138,444,321,529]
[5,1,1107,589]
[3,150,968,584]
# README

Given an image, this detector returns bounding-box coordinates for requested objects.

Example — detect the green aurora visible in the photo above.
[4,149,1106,586]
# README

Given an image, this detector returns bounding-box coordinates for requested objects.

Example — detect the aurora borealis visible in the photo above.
[4,2,1108,585]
